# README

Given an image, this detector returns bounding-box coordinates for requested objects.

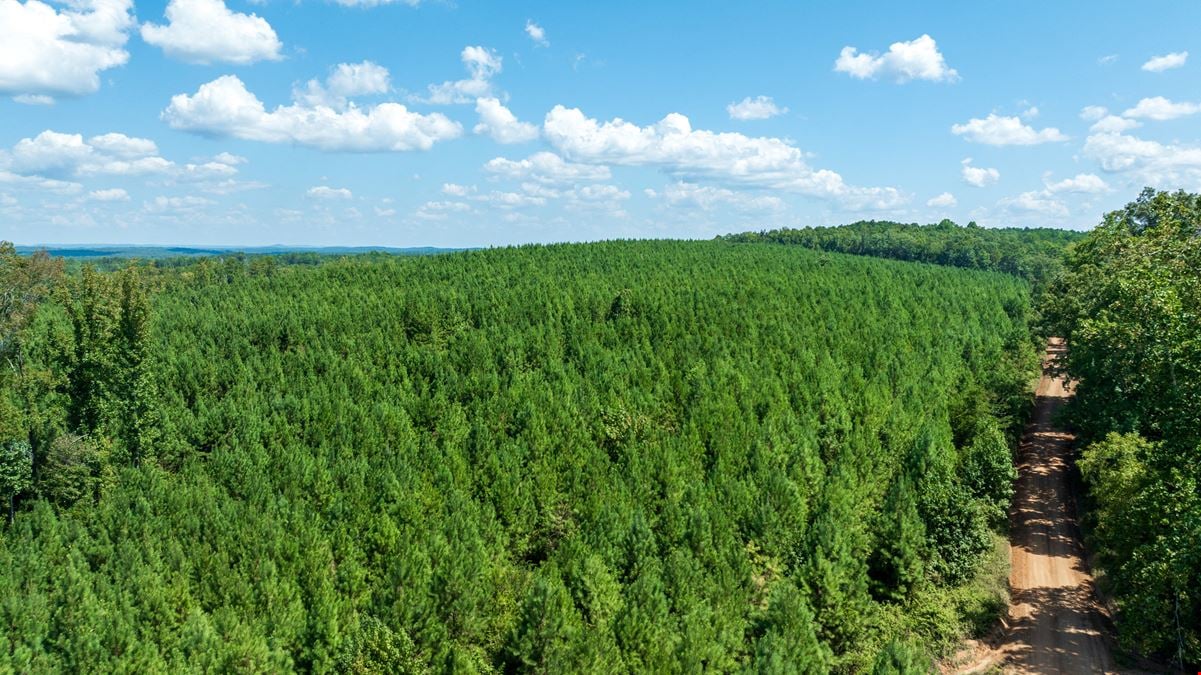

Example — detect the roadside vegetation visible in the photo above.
[1046,189,1201,667]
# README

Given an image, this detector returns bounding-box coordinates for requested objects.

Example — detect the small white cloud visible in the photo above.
[474,190,545,209]
[415,200,473,220]
[1044,173,1108,194]
[961,158,1000,187]
[181,160,236,179]
[484,151,611,185]
[144,195,213,212]
[657,181,785,212]
[1089,115,1141,133]
[1121,96,1201,121]
[524,20,548,47]
[441,183,475,196]
[1020,106,1039,120]
[327,62,390,97]
[951,113,1068,145]
[1079,105,1109,121]
[164,73,463,152]
[1098,54,1119,66]
[0,170,82,193]
[374,206,396,217]
[418,45,502,105]
[14,94,55,105]
[141,0,281,65]
[473,97,539,144]
[199,178,266,194]
[329,0,419,8]
[295,61,390,108]
[926,192,957,207]
[727,95,787,120]
[212,151,246,166]
[1141,51,1188,73]
[567,183,630,203]
[89,132,158,158]
[307,185,352,199]
[1001,191,1068,217]
[0,0,134,100]
[88,188,130,201]
[834,34,959,83]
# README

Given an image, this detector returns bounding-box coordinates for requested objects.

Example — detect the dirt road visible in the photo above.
[998,338,1118,673]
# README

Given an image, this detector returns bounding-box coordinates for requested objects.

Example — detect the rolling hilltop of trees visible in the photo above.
[722,220,1084,290]
[0,240,1040,672]
[1047,189,1201,665]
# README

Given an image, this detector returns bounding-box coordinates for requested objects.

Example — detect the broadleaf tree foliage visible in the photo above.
[1047,189,1201,665]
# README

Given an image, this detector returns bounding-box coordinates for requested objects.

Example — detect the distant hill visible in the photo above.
[722,219,1086,290]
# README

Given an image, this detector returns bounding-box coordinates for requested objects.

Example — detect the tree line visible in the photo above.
[721,219,1083,295]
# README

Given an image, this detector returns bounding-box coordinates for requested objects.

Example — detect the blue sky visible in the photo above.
[1,0,1199,246]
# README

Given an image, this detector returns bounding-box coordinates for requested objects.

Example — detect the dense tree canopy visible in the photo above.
[1046,189,1201,665]
[0,241,1039,672]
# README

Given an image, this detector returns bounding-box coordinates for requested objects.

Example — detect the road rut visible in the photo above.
[999,337,1117,673]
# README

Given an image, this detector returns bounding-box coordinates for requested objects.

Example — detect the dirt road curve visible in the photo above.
[999,338,1117,673]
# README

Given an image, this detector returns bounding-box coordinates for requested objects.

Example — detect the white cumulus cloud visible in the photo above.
[1079,105,1109,121]
[88,187,129,201]
[1084,130,1201,186]
[1001,191,1068,217]
[294,61,390,108]
[1121,96,1201,121]
[834,34,958,83]
[658,181,785,212]
[473,98,539,144]
[951,113,1068,145]
[141,0,281,65]
[418,45,502,105]
[542,105,905,208]
[727,96,787,120]
[415,200,472,220]
[0,0,134,100]
[1044,173,1108,194]
[0,129,256,198]
[441,182,474,196]
[144,195,213,212]
[484,152,612,185]
[163,72,463,152]
[4,130,173,176]
[961,158,1000,187]
[1141,51,1188,72]
[926,192,957,207]
[307,185,352,199]
[1089,115,1141,133]
[0,169,81,193]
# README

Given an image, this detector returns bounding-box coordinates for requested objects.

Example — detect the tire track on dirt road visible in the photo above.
[1000,338,1116,673]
